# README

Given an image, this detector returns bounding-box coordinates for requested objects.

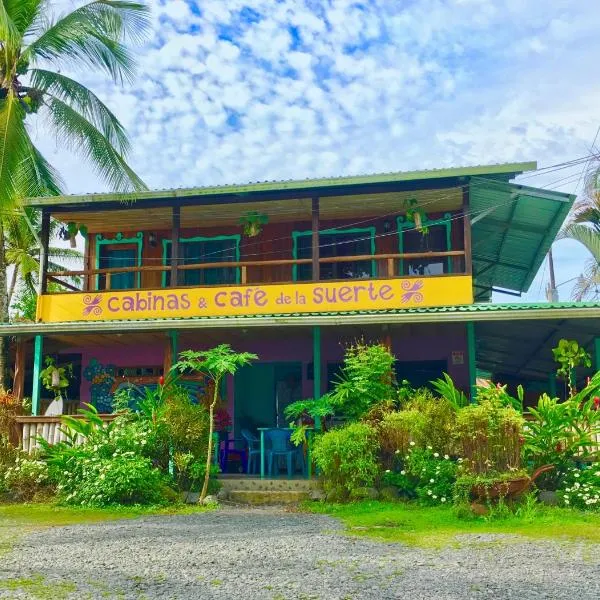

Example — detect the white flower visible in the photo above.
[429,478,435,483]
[444,455,449,460]
[432,495,437,500]
[385,469,391,473]
[441,497,447,503]
[433,453,439,458]
[574,473,580,478]
[427,490,432,495]
[395,450,400,455]
[400,470,406,476]
[427,446,433,450]
[410,441,415,446]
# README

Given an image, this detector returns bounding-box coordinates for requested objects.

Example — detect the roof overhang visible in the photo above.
[2,302,599,336]
[470,177,575,299]
[24,162,536,211]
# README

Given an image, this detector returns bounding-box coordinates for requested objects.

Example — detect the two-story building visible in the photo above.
[4,161,600,438]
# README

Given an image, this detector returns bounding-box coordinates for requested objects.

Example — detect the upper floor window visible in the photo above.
[398,214,452,276]
[95,232,143,290]
[163,235,240,286]
[293,228,375,281]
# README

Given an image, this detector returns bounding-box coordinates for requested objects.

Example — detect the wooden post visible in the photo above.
[12,337,26,400]
[31,335,43,416]
[462,184,472,275]
[313,326,321,429]
[311,197,320,281]
[466,322,477,402]
[38,209,50,294]
[171,205,180,287]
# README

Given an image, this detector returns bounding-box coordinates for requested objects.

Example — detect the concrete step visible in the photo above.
[218,477,319,493]
[228,489,310,505]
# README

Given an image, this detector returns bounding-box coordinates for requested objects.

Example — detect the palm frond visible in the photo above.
[562,223,600,263]
[45,96,146,192]
[47,247,84,260]
[29,69,130,155]
[571,258,600,302]
[15,138,65,197]
[0,0,21,45]
[24,1,150,84]
[0,92,30,206]
[4,0,42,36]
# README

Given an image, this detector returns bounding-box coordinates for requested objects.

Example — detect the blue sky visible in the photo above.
[42,0,600,301]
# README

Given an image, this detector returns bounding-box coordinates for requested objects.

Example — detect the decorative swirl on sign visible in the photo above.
[82,294,103,316]
[400,280,425,304]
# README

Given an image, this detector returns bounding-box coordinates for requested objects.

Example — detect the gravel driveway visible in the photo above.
[1,507,599,599]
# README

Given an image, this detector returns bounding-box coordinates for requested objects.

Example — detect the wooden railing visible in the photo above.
[47,250,467,292]
[15,414,117,453]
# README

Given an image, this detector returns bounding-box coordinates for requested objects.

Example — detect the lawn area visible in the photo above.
[0,502,209,558]
[307,500,600,548]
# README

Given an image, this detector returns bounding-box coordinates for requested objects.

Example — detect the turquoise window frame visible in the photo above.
[291,227,376,282]
[161,234,241,287]
[397,213,453,275]
[95,232,143,290]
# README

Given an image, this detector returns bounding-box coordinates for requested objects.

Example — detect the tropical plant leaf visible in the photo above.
[45,96,146,192]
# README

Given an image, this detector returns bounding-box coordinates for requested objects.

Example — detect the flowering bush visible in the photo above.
[383,446,458,505]
[558,465,600,511]
[3,455,51,500]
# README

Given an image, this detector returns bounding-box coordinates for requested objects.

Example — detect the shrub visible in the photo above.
[3,455,51,501]
[523,377,600,489]
[328,341,396,420]
[558,465,600,510]
[312,422,379,500]
[454,397,523,475]
[383,446,457,505]
[163,388,210,457]
[378,410,427,465]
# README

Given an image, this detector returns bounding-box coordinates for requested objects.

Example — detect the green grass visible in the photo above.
[307,501,600,548]
[0,573,76,599]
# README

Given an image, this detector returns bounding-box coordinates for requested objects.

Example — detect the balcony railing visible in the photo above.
[47,250,467,292]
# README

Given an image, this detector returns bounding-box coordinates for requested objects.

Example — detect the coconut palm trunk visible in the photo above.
[0,220,8,388]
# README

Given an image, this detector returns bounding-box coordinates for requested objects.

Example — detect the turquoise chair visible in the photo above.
[266,429,295,478]
[241,429,261,475]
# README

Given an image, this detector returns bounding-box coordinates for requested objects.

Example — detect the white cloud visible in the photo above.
[34,0,600,300]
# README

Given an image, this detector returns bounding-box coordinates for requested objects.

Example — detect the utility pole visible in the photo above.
[545,247,559,302]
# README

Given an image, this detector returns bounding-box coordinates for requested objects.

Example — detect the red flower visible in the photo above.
[158,375,165,386]
[519,436,525,445]
[556,442,563,453]
[594,396,600,410]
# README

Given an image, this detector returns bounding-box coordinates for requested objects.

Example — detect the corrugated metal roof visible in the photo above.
[24,161,536,207]
[470,177,575,297]
[3,301,599,335]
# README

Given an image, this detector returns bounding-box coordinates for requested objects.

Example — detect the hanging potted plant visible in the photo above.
[404,199,428,235]
[40,357,73,401]
[59,222,88,248]
[239,211,268,237]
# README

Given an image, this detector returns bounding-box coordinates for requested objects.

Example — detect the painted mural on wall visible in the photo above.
[83,358,116,413]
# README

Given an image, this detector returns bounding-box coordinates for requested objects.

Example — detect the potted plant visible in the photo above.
[552,338,591,397]
[59,222,88,248]
[403,199,428,234]
[40,356,73,401]
[239,211,268,237]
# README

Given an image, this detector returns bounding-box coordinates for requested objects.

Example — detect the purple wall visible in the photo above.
[61,323,469,410]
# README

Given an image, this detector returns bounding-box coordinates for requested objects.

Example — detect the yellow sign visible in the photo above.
[36,276,473,322]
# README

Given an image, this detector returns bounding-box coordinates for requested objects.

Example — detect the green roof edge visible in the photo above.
[25,161,537,207]
[2,300,599,335]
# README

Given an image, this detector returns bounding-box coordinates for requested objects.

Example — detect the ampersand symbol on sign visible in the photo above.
[198,298,207,309]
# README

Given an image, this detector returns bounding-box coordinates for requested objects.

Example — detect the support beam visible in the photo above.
[313,325,321,429]
[462,185,472,275]
[595,338,600,373]
[12,337,26,400]
[311,197,320,281]
[38,209,50,295]
[31,335,43,416]
[171,205,180,287]
[466,322,477,401]
[170,330,179,363]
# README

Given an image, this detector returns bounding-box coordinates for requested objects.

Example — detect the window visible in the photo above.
[398,215,452,276]
[294,228,375,281]
[163,236,240,286]
[98,246,136,290]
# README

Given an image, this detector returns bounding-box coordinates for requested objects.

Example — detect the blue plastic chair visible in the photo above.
[266,429,295,478]
[241,429,261,475]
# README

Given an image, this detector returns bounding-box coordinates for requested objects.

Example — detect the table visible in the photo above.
[257,427,314,479]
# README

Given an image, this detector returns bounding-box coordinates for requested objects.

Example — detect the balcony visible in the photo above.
[38,250,473,323]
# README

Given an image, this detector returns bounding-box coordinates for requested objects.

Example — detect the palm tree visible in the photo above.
[5,207,83,306]
[0,0,150,386]
[560,160,600,301]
